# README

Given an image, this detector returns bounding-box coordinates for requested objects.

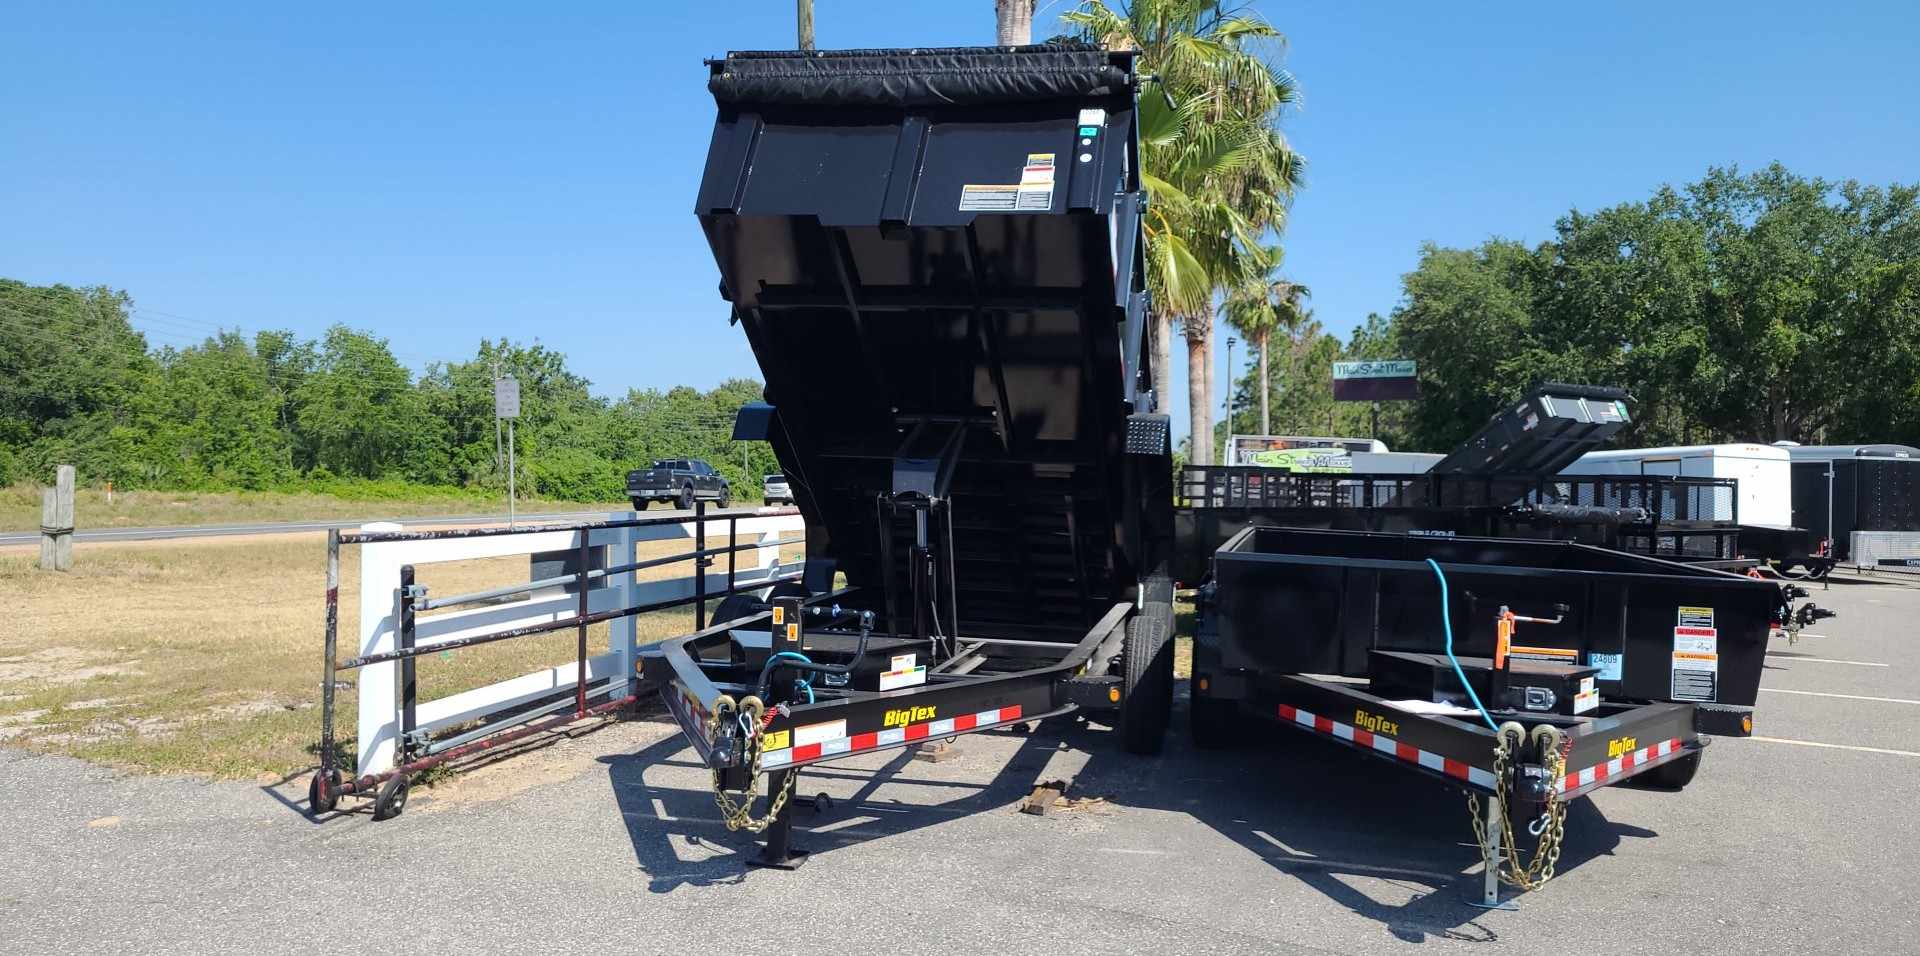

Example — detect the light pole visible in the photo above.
[1225,337,1237,457]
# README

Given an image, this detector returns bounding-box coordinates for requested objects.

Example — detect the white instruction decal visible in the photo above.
[793,719,846,747]
[878,665,927,691]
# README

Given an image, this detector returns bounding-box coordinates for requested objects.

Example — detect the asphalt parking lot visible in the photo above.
[4,573,1917,955]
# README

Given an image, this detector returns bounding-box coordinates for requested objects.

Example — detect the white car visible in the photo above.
[763,473,792,506]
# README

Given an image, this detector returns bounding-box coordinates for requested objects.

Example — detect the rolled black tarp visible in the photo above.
[708,44,1133,107]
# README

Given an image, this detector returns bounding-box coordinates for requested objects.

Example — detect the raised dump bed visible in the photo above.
[640,43,1176,868]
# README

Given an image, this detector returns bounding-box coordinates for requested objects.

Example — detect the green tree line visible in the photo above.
[1223,164,1920,454]
[0,279,779,500]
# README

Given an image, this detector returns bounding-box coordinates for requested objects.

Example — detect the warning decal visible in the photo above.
[1016,152,1055,210]
[959,153,1056,212]
[1670,624,1719,702]
[959,184,1019,211]
[1678,606,1715,629]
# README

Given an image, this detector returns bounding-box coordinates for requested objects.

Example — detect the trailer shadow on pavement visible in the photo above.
[599,696,1655,942]
[601,724,1072,894]
[1063,707,1655,944]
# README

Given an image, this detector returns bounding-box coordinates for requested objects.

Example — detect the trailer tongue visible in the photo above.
[641,44,1173,867]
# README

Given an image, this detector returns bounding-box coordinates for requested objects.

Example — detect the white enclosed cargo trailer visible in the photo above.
[1560,443,1792,527]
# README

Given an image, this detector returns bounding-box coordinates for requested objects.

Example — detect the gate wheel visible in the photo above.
[307,767,342,816]
[372,774,411,821]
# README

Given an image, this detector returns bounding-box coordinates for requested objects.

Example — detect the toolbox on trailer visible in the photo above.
[639,43,1176,867]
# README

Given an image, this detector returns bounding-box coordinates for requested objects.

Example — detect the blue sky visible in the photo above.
[5,2,1916,442]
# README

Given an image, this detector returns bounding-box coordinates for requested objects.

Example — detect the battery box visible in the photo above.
[1368,650,1601,717]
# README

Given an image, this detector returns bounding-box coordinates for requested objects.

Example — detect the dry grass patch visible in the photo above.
[0,530,803,778]
[0,484,629,532]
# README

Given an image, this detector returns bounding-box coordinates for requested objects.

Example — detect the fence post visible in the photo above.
[40,465,75,571]
[398,564,418,759]
[694,499,709,630]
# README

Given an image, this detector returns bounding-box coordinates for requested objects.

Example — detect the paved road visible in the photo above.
[3,580,1917,954]
[0,506,766,546]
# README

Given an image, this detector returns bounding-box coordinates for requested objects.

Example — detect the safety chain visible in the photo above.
[704,694,797,833]
[1468,722,1570,892]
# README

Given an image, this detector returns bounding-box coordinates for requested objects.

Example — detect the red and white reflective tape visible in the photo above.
[1277,703,1497,789]
[760,705,1024,769]
[1562,737,1682,792]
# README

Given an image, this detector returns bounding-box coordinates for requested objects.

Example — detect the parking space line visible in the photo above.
[1764,654,1888,667]
[1250,829,1459,883]
[1760,688,1920,705]
[1745,735,1920,758]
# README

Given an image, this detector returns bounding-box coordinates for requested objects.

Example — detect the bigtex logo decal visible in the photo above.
[882,706,938,728]
[1608,736,1638,759]
[1354,709,1400,737]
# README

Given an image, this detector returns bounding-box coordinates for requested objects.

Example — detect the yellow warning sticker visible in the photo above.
[762,729,790,751]
[772,606,784,626]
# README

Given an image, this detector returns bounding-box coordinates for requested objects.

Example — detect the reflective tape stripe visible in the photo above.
[757,704,1024,770]
[1276,703,1497,789]
[1561,738,1685,793]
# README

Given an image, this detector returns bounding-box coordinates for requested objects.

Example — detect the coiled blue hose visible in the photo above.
[764,650,816,703]
[1425,558,1499,731]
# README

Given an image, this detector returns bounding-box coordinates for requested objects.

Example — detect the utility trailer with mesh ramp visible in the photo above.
[638,43,1177,868]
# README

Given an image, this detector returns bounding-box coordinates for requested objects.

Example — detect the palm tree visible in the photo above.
[1224,250,1309,438]
[996,0,1035,44]
[1066,0,1303,464]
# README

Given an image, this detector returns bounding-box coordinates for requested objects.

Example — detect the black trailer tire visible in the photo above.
[372,774,410,821]
[678,486,695,511]
[307,767,341,815]
[1643,751,1701,791]
[712,593,761,628]
[1120,577,1175,756]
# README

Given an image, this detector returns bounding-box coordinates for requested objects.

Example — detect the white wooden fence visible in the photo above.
[350,511,805,776]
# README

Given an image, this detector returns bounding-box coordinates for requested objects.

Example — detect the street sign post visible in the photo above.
[495,377,521,525]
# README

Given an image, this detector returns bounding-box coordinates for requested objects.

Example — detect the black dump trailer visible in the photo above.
[1180,388,1830,903]
[1788,445,1920,567]
[1174,384,1748,582]
[639,44,1176,867]
[1187,527,1795,904]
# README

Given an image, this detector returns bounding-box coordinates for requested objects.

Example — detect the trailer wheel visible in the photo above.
[1119,575,1175,755]
[1643,751,1701,791]
[307,767,341,815]
[372,774,411,821]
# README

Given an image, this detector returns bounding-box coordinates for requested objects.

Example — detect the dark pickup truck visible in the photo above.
[626,458,730,511]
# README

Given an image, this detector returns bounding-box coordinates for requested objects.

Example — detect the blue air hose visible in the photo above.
[1425,558,1499,731]
[762,650,816,704]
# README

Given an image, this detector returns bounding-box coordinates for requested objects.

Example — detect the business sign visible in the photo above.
[494,376,521,420]
[1227,435,1379,466]
[1332,359,1418,402]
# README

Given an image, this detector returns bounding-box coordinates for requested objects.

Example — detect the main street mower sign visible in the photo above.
[1332,360,1419,401]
